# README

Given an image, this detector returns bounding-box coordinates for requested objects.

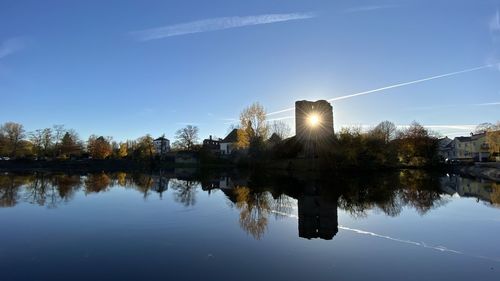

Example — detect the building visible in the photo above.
[266,133,282,147]
[202,135,221,153]
[440,133,491,162]
[295,100,334,144]
[438,137,453,161]
[153,136,170,157]
[220,129,239,155]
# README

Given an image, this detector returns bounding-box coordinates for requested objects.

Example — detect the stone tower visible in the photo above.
[295,100,334,144]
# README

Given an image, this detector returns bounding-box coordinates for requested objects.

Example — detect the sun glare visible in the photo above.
[308,114,320,127]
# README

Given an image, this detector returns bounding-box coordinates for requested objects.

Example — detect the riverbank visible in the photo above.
[0,157,444,174]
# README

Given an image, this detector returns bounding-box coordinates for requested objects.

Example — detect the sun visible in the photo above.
[308,114,320,127]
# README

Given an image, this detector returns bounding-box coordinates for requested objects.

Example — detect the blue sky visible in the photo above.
[1,0,499,141]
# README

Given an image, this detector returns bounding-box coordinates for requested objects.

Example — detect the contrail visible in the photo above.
[270,210,500,263]
[267,64,495,116]
[132,13,316,41]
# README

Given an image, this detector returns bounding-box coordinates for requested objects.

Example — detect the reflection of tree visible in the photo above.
[1,173,82,208]
[52,174,81,199]
[0,174,30,207]
[376,191,404,217]
[84,173,111,194]
[25,175,58,207]
[233,186,273,240]
[170,179,198,206]
[398,170,447,215]
[337,170,446,217]
[26,174,81,207]
[492,183,500,206]
[116,172,128,187]
[132,174,154,198]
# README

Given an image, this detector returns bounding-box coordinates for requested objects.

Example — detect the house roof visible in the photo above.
[154,136,169,141]
[222,129,239,143]
[268,133,282,143]
[438,137,452,146]
[455,136,471,142]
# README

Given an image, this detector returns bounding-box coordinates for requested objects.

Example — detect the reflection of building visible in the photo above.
[174,152,198,164]
[295,100,334,144]
[297,185,338,240]
[440,175,499,206]
[151,175,169,197]
[153,136,171,157]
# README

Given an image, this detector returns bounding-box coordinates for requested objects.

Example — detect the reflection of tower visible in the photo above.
[297,186,338,240]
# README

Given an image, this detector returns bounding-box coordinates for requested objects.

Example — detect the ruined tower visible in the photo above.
[295,100,334,144]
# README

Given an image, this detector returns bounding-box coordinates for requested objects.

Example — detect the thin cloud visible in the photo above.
[266,64,495,116]
[476,101,500,106]
[337,124,477,132]
[343,5,398,13]
[0,37,26,59]
[268,116,294,122]
[490,9,500,33]
[175,122,200,126]
[408,102,500,111]
[131,12,316,41]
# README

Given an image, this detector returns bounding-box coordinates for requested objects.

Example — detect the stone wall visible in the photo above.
[295,100,334,144]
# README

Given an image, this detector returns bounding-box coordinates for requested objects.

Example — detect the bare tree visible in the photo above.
[270,120,291,139]
[52,124,65,156]
[173,125,199,151]
[41,128,53,156]
[475,122,497,134]
[371,120,397,143]
[29,129,44,157]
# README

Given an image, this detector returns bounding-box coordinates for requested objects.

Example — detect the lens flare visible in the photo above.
[308,114,320,127]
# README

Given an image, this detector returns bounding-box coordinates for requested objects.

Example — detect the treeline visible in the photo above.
[0,122,197,161]
[227,103,441,168]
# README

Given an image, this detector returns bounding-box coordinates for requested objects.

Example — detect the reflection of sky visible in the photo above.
[1,178,500,280]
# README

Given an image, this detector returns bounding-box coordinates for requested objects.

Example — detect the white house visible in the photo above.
[220,129,238,155]
[153,136,170,156]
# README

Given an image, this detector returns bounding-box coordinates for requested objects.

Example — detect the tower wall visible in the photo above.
[295,100,334,143]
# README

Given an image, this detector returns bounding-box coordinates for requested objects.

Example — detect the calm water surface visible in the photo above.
[0,170,499,281]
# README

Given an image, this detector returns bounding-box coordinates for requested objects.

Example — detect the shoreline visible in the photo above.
[1,159,498,182]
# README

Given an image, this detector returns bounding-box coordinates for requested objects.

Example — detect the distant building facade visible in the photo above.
[202,135,221,154]
[153,136,170,157]
[439,132,493,162]
[438,137,453,161]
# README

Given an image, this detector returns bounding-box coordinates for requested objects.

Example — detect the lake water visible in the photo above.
[0,170,499,281]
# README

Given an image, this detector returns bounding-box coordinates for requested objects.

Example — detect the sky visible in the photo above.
[1,0,499,141]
